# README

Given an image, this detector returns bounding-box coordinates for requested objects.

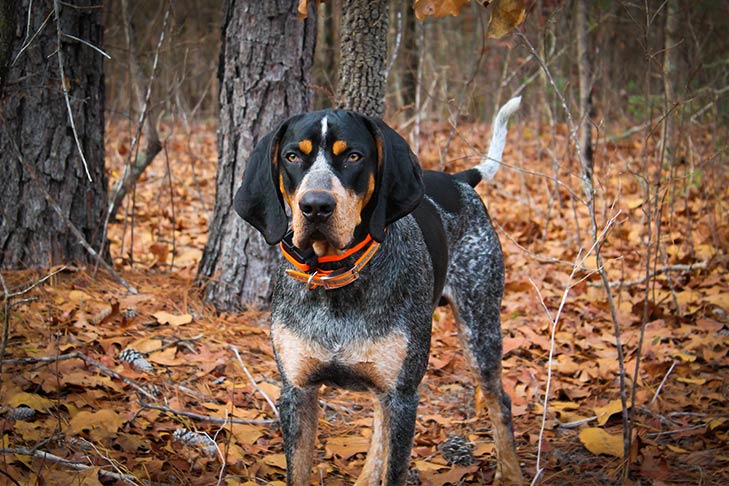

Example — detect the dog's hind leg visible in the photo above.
[444,241,523,484]
[279,385,319,486]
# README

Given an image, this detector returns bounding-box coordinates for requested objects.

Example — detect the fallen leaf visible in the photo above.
[579,427,624,458]
[153,311,193,326]
[594,399,624,426]
[7,392,54,413]
[69,409,125,442]
[325,435,369,460]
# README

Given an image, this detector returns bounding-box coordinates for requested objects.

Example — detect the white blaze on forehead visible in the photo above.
[320,115,328,145]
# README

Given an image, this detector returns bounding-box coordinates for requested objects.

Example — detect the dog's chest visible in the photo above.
[271,321,408,392]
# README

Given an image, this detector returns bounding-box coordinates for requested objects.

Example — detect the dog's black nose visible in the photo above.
[299,191,336,223]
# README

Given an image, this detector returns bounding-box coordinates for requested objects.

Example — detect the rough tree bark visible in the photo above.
[197,0,316,311]
[336,0,389,117]
[0,0,15,93]
[0,0,107,269]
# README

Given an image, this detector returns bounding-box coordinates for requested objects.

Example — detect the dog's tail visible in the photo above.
[455,96,521,187]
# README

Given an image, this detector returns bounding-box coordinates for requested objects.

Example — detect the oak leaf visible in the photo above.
[487,0,526,38]
[579,427,624,458]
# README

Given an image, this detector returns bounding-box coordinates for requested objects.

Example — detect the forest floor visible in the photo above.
[1,116,728,485]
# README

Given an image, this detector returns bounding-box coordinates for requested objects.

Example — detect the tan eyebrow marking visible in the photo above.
[332,140,347,156]
[298,139,313,155]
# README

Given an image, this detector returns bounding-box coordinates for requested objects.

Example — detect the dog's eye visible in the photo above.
[347,152,362,163]
[285,152,301,164]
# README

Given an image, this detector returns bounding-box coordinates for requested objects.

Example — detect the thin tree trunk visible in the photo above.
[0,0,107,269]
[576,0,592,171]
[107,0,164,221]
[197,0,316,311]
[336,0,389,117]
[400,1,419,118]
[662,0,679,165]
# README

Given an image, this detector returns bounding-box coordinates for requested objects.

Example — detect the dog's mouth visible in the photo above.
[293,224,351,256]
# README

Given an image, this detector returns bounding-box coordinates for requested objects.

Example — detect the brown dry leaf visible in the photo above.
[263,453,287,470]
[147,346,182,366]
[325,435,369,460]
[487,0,526,38]
[231,423,263,445]
[69,409,125,442]
[413,0,471,20]
[153,310,193,326]
[594,398,623,426]
[578,427,625,458]
[7,392,54,413]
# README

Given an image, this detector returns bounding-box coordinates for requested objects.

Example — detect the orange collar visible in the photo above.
[279,232,380,290]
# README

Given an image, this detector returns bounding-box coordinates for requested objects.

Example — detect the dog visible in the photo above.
[234,97,523,485]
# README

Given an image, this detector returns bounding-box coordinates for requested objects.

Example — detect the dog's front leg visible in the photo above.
[279,384,319,486]
[381,390,419,486]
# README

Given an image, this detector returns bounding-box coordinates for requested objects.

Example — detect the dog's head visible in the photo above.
[234,110,423,256]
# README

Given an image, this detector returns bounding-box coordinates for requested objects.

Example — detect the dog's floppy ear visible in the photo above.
[234,120,292,245]
[364,117,424,242]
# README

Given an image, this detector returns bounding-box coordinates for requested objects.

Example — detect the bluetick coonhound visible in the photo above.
[234,98,523,485]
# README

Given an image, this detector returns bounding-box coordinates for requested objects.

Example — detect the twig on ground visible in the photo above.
[555,416,597,429]
[599,260,710,288]
[0,447,149,484]
[76,438,141,485]
[1,267,66,373]
[229,345,280,419]
[0,352,154,400]
[138,400,276,425]
[650,361,676,406]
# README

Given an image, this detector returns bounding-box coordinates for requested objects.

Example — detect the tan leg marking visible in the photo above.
[481,391,524,485]
[355,399,390,486]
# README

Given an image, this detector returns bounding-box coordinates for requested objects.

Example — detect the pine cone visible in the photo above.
[439,434,474,466]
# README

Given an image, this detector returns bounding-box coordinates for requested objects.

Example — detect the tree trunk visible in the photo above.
[0,0,107,269]
[336,0,389,117]
[197,0,316,311]
[662,0,679,164]
[400,2,419,118]
[0,0,15,93]
[575,0,593,171]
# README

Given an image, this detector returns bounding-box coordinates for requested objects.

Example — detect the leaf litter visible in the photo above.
[0,118,727,484]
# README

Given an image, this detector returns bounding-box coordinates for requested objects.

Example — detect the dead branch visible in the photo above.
[138,400,277,425]
[229,345,280,419]
[599,260,710,288]
[0,447,150,485]
[0,267,65,374]
[518,28,631,464]
[0,352,154,400]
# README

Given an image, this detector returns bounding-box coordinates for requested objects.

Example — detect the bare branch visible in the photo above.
[0,447,147,484]
[0,352,153,400]
[138,399,277,425]
[229,345,280,420]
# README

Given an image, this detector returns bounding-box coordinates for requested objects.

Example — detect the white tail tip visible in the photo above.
[478,96,521,181]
